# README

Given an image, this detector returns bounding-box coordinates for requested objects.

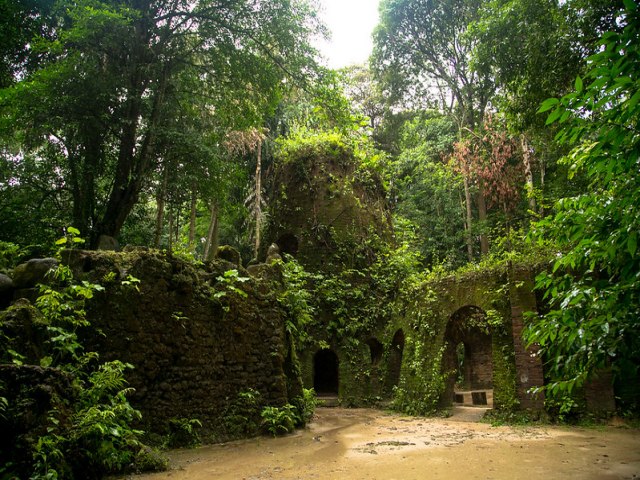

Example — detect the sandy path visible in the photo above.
[124,408,640,480]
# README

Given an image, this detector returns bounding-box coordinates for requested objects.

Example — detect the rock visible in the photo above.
[216,245,241,267]
[265,243,282,264]
[123,245,149,252]
[12,258,58,288]
[96,235,119,251]
[0,273,13,292]
[0,273,14,309]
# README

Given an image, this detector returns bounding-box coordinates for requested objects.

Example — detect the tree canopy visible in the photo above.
[1,0,638,414]
[0,0,323,245]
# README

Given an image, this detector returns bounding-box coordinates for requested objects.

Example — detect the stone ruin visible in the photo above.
[0,141,620,459]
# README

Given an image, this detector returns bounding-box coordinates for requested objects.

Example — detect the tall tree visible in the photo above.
[372,0,495,256]
[1,0,322,245]
[372,0,493,129]
[390,112,467,267]
[471,0,624,216]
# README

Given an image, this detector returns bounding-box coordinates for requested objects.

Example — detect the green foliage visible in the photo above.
[211,269,249,302]
[166,418,202,449]
[276,256,319,346]
[222,388,261,439]
[544,395,581,423]
[372,0,492,126]
[392,344,447,416]
[168,244,203,267]
[482,409,545,426]
[388,111,466,267]
[292,388,318,427]
[526,3,640,402]
[1,0,324,243]
[491,342,519,412]
[0,251,162,478]
[276,128,383,173]
[260,404,297,436]
[470,0,582,131]
[54,227,84,249]
[0,241,27,273]
[67,361,145,475]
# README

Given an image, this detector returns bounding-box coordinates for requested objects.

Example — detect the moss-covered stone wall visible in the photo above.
[266,135,544,414]
[2,249,302,440]
[266,135,391,271]
[295,265,541,414]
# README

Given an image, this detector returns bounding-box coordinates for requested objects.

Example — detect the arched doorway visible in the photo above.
[276,233,299,257]
[442,306,493,406]
[386,329,405,393]
[313,349,339,395]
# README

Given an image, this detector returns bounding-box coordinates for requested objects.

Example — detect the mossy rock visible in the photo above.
[216,246,241,267]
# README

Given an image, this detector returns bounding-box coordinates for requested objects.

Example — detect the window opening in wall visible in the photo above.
[366,338,383,365]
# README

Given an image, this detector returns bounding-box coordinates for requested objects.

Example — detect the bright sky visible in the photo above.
[315,0,381,69]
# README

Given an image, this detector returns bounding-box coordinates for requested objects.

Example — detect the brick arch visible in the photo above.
[438,275,507,320]
[441,305,493,407]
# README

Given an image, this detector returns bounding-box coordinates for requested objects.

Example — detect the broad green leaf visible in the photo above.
[628,231,638,256]
[537,97,560,113]
[545,107,563,125]
[574,76,583,92]
[40,356,53,367]
[627,90,640,109]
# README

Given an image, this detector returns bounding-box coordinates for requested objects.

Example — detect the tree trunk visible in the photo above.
[477,181,489,256]
[253,141,262,259]
[463,176,474,262]
[188,184,197,250]
[154,163,168,248]
[520,134,537,215]
[69,123,101,241]
[204,202,219,262]
[93,65,168,245]
[168,206,174,253]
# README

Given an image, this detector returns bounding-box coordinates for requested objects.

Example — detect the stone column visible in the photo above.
[508,266,545,410]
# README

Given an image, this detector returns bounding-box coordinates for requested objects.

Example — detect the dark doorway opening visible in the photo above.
[313,349,339,394]
[386,329,405,392]
[366,338,384,365]
[276,233,299,257]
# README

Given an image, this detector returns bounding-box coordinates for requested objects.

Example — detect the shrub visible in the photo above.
[166,418,202,448]
[293,388,318,427]
[260,405,297,436]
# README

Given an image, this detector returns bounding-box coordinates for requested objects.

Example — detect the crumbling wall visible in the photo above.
[0,365,77,475]
[266,137,392,271]
[1,249,302,439]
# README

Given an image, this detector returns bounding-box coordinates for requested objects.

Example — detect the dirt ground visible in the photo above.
[125,407,640,480]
